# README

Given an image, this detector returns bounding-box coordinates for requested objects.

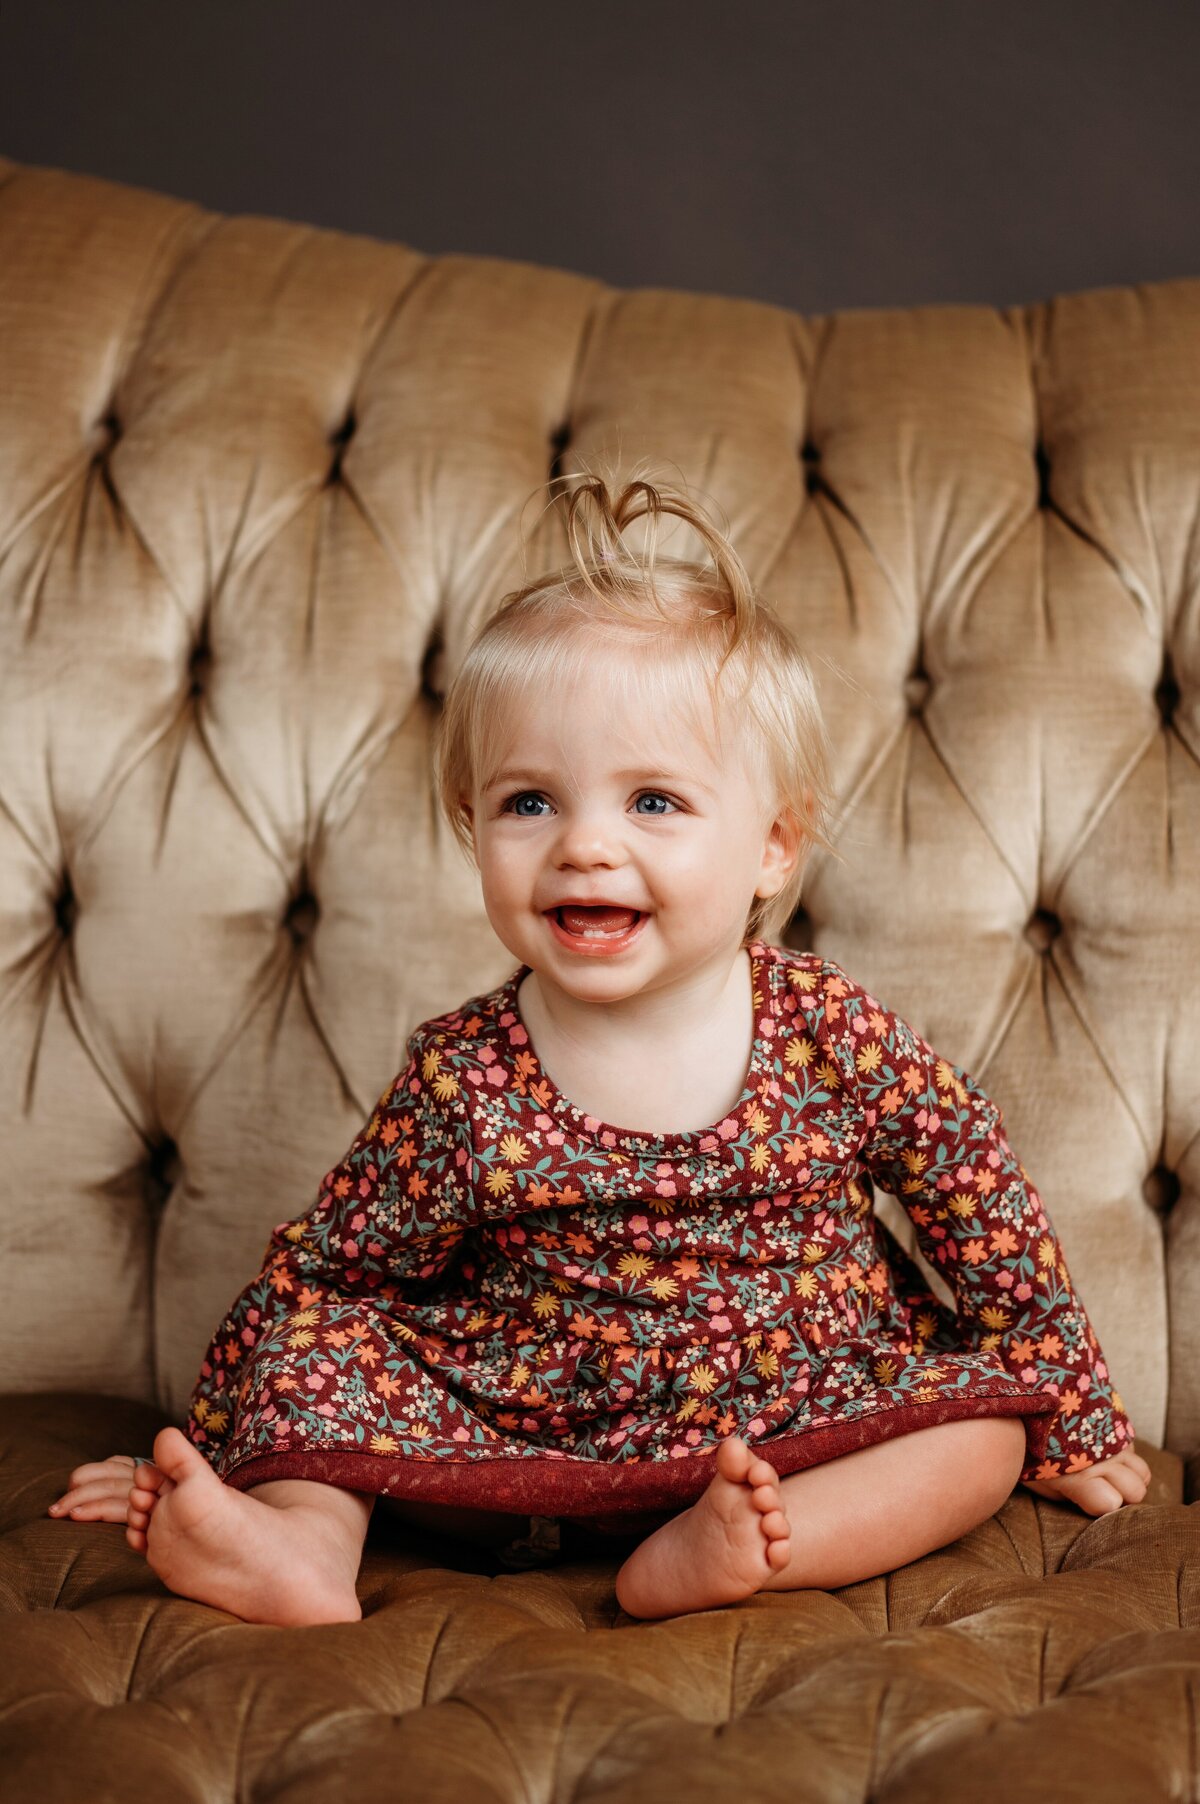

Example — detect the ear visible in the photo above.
[756,802,808,900]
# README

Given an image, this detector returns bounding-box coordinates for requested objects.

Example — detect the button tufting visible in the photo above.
[99,410,122,445]
[186,628,212,700]
[1024,908,1062,952]
[1155,646,1180,729]
[1034,439,1051,508]
[549,420,571,482]
[284,889,321,945]
[420,634,445,704]
[144,1138,181,1210]
[904,664,931,714]
[801,438,821,496]
[326,409,356,484]
[1142,1164,1181,1217]
[54,875,76,937]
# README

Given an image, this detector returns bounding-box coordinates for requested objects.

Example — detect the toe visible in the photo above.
[126,1525,147,1553]
[747,1458,779,1489]
[751,1480,781,1513]
[152,1426,209,1485]
[715,1436,753,1483]
[766,1537,792,1571]
[760,1508,790,1540]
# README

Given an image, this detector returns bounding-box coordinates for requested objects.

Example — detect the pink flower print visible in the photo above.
[997,1269,1014,1288]
[629,1214,650,1232]
[1021,1366,1039,1383]
[342,1238,358,1257]
[318,1361,335,1375]
[357,1178,372,1197]
[937,1173,954,1190]
[509,1025,528,1046]
[564,1264,582,1278]
[453,1426,470,1441]
[308,1375,325,1391]
[261,1404,277,1421]
[656,1178,677,1197]
[583,1116,601,1134]
[535,1113,552,1129]
[955,1167,975,1186]
[633,1236,653,1251]
[317,1403,337,1417]
[242,1327,256,1346]
[466,1069,483,1086]
[601,1130,617,1148]
[479,1045,497,1064]
[1078,1373,1092,1393]
[366,1165,377,1182]
[274,1419,290,1436]
[760,1016,776,1038]
[709,1316,733,1333]
[367,1241,384,1256]
[753,1197,771,1216]
[1014,1282,1032,1300]
[351,1212,367,1231]
[498,1011,515,1028]
[548,1131,565,1145]
[699,1134,719,1153]
[686,1428,702,1444]
[508,1225,526,1244]
[987,1150,1002,1167]
[616,1386,633,1401]
[247,1308,260,1325]
[746,1417,766,1437]
[851,1015,869,1036]
[717,1116,739,1140]
[707,1295,726,1313]
[486,1066,506,1087]
[1096,1360,1108,1381]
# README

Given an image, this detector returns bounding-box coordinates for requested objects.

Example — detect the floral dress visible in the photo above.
[186,941,1134,1523]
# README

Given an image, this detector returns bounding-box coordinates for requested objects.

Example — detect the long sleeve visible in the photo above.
[186,1032,478,1461]
[816,959,1136,1485]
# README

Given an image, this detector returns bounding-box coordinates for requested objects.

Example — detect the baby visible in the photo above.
[50,470,1150,1625]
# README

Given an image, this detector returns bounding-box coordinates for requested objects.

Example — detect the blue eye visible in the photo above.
[634,792,676,815]
[503,792,549,817]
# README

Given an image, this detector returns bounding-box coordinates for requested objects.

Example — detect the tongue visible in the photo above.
[560,905,639,934]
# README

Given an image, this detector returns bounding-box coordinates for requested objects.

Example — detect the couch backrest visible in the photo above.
[1,156,1195,1464]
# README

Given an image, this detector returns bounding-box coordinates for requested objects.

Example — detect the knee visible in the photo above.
[964,1415,1027,1508]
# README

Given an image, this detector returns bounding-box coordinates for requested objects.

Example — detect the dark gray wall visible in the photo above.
[3,1,1196,313]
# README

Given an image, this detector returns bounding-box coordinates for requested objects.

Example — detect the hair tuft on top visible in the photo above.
[433,462,840,947]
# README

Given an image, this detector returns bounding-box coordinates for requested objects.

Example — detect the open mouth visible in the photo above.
[547,904,645,942]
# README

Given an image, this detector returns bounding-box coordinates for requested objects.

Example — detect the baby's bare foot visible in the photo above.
[128,1426,362,1627]
[614,1436,792,1619]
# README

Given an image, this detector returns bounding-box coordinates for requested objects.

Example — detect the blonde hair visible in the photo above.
[433,467,839,947]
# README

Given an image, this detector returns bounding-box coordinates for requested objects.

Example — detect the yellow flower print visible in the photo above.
[677,1396,700,1420]
[979,1333,1001,1352]
[284,1222,306,1243]
[935,1059,957,1093]
[499,1132,530,1165]
[786,1036,816,1067]
[409,1422,431,1440]
[901,1149,928,1174]
[205,1407,229,1433]
[287,1327,316,1349]
[1039,1238,1057,1266]
[484,1167,514,1198]
[873,1357,899,1383]
[948,1193,976,1218]
[916,1311,938,1339]
[430,1072,460,1103]
[979,1306,1011,1331]
[802,1240,828,1264]
[617,1251,653,1282]
[856,1043,883,1076]
[789,968,817,992]
[511,1362,531,1385]
[532,1292,558,1320]
[465,1311,490,1333]
[689,1363,718,1394]
[745,1106,771,1137]
[370,1433,400,1454]
[648,1274,680,1301]
[421,1050,442,1081]
[754,1348,780,1378]
[289,1308,319,1329]
[816,1060,841,1089]
[749,1142,772,1174]
[795,1269,818,1299]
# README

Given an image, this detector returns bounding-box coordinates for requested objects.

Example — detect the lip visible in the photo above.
[544,906,649,957]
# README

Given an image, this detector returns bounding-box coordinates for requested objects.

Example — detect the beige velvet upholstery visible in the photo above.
[1,155,1197,1799]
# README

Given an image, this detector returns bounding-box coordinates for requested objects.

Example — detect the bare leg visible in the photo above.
[126,1426,372,1627]
[616,1414,1027,1620]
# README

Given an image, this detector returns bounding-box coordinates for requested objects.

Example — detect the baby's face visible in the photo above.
[462,657,798,998]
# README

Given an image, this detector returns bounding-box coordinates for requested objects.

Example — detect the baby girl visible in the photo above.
[50,471,1150,1624]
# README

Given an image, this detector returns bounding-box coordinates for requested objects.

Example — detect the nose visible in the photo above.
[551,803,627,870]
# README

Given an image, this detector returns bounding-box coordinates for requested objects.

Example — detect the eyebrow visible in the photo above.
[485,767,715,797]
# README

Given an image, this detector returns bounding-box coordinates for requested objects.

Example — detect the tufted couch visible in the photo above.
[1,152,1198,1802]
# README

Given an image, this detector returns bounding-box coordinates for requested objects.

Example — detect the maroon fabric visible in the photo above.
[186,943,1133,1515]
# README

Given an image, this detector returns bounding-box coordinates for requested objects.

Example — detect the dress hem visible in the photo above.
[217,1388,1058,1517]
